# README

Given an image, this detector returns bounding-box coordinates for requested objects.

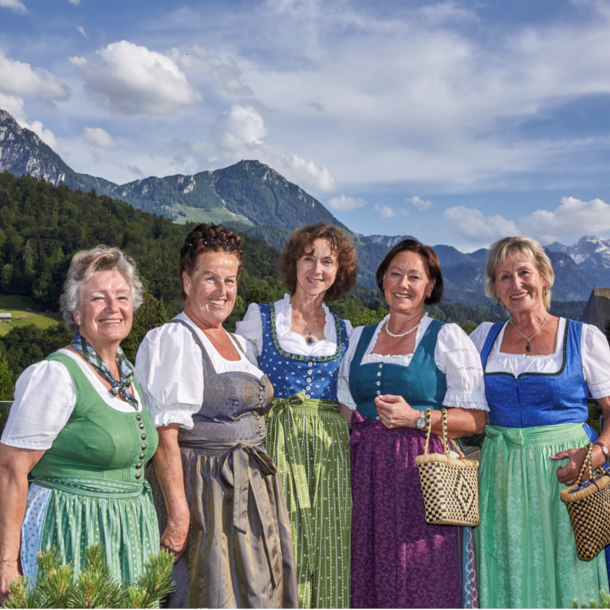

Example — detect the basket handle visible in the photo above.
[575,443,593,487]
[422,409,465,458]
[423,409,433,455]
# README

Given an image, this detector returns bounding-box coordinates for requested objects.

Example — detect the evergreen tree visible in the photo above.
[2,544,174,609]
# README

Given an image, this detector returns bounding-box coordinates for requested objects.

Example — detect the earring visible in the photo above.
[544,289,548,296]
[186,296,190,306]
[497,298,501,306]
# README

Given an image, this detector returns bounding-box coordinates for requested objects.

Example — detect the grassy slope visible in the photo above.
[0,295,61,336]
[172,204,254,226]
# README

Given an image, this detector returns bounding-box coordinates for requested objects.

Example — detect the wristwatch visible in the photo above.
[595,441,609,459]
[416,411,426,430]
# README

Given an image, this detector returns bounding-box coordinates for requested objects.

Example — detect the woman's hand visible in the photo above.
[552,445,604,486]
[160,514,190,563]
[374,394,418,429]
[0,559,22,604]
[153,425,191,564]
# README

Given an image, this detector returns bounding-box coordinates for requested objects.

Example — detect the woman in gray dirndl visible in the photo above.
[136,223,298,608]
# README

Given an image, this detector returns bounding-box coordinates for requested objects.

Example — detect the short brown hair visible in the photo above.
[279,223,358,301]
[375,239,444,305]
[179,224,243,297]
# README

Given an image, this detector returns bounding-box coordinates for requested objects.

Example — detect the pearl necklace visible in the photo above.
[384,317,421,338]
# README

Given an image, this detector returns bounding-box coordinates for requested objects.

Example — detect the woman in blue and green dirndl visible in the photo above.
[237,222,359,609]
[472,236,610,609]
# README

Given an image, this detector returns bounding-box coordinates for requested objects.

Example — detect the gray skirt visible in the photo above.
[147,438,298,609]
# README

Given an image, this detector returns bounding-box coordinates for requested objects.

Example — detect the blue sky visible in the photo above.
[3,0,610,250]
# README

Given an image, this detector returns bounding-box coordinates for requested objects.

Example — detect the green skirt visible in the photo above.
[21,477,159,585]
[266,391,352,609]
[475,423,609,608]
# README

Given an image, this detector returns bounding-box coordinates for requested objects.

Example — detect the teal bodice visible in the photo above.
[348,319,447,420]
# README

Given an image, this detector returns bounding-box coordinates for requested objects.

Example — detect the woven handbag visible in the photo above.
[415,408,480,527]
[560,443,610,561]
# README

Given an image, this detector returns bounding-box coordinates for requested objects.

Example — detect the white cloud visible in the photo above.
[68,0,80,4]
[70,40,202,114]
[170,45,253,97]
[22,120,57,149]
[82,127,119,150]
[0,93,26,120]
[0,0,26,13]
[408,196,433,210]
[375,204,408,219]
[520,196,610,244]
[0,49,69,101]
[77,26,88,39]
[0,92,57,150]
[328,195,366,211]
[208,104,335,192]
[444,206,519,242]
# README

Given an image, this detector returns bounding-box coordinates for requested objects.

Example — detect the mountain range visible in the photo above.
[0,108,604,307]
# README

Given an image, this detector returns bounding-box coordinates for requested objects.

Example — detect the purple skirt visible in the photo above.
[350,413,476,609]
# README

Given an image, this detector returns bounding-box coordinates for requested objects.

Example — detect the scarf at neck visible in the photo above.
[71,334,139,410]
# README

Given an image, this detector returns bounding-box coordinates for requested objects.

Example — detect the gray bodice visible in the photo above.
[170,320,274,444]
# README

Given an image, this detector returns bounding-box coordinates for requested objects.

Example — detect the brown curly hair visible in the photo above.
[279,222,358,301]
[179,224,243,297]
[375,239,444,305]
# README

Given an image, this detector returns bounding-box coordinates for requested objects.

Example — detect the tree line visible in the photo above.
[0,171,511,410]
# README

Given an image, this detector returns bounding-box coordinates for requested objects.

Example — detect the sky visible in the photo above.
[3,0,610,250]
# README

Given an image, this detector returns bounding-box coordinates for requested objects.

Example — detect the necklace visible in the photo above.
[292,301,323,346]
[384,316,421,338]
[509,313,549,353]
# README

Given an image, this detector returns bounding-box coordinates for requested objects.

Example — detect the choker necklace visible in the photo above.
[384,316,421,338]
[510,313,549,353]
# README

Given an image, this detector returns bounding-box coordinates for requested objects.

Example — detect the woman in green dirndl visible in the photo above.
[236,222,359,609]
[0,246,159,603]
[471,236,610,608]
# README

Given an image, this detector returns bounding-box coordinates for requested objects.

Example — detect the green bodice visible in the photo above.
[31,352,158,483]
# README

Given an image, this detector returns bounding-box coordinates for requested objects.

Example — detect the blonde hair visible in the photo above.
[60,245,143,334]
[485,236,554,312]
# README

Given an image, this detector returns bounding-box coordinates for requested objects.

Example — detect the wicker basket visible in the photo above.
[415,409,480,527]
[560,443,610,561]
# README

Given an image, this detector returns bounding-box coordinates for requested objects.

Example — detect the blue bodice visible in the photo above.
[258,302,348,400]
[480,319,590,428]
[348,319,447,420]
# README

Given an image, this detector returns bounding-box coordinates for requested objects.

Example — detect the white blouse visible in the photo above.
[337,314,489,412]
[470,319,610,399]
[235,294,354,358]
[135,312,264,430]
[1,348,142,450]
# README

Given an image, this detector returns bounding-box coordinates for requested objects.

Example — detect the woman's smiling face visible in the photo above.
[495,251,547,314]
[182,251,239,329]
[294,238,338,299]
[382,250,435,317]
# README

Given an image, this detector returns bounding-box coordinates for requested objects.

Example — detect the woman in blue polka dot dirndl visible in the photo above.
[236,222,358,609]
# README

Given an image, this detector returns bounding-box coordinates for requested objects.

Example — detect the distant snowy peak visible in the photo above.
[546,235,610,286]
[367,234,418,247]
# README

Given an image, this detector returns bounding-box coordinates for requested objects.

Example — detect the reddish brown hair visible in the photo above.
[375,239,444,304]
[179,224,243,297]
[279,223,358,301]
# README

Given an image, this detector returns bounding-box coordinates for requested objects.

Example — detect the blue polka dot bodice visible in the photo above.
[258,302,348,400]
[480,319,589,428]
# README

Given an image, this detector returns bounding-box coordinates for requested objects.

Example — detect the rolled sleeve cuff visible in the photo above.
[589,379,610,400]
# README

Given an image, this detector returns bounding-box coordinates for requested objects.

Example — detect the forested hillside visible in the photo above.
[0,171,539,408]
